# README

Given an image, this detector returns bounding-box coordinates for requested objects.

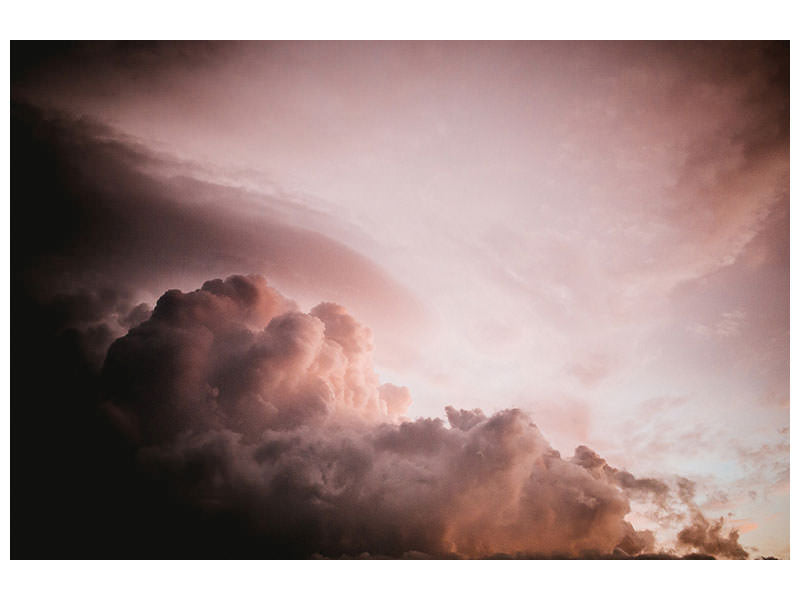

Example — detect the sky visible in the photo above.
[11,41,789,558]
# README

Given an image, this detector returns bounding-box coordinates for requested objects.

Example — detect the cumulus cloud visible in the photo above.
[103,275,406,444]
[677,515,748,560]
[96,274,747,558]
[673,478,749,559]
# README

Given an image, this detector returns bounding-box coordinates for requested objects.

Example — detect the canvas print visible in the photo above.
[10,41,788,559]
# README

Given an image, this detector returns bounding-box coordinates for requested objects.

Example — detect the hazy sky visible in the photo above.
[12,41,788,557]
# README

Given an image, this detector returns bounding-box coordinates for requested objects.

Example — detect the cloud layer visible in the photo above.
[11,43,781,558]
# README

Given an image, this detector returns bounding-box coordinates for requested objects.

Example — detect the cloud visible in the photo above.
[103,275,408,445]
[95,274,746,558]
[677,514,749,560]
[11,101,427,369]
[571,445,670,503]
[12,45,775,557]
[673,477,749,559]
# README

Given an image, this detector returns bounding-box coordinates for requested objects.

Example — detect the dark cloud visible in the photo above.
[12,262,751,557]
[93,275,744,558]
[12,41,234,99]
[674,477,749,559]
[10,100,421,557]
[99,275,636,557]
[11,264,752,558]
[11,101,426,351]
[677,514,748,560]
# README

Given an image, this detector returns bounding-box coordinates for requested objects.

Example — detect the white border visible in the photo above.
[2,1,797,40]
[2,3,797,599]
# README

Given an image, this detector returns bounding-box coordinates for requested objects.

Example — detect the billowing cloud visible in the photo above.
[676,514,748,560]
[673,479,748,559]
[103,275,401,444]
[97,274,746,558]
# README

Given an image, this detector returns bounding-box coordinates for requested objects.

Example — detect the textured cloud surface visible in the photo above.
[96,274,745,558]
[11,42,783,559]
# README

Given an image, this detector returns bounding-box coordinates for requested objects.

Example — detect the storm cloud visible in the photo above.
[95,274,744,558]
[11,42,779,559]
[11,101,427,369]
